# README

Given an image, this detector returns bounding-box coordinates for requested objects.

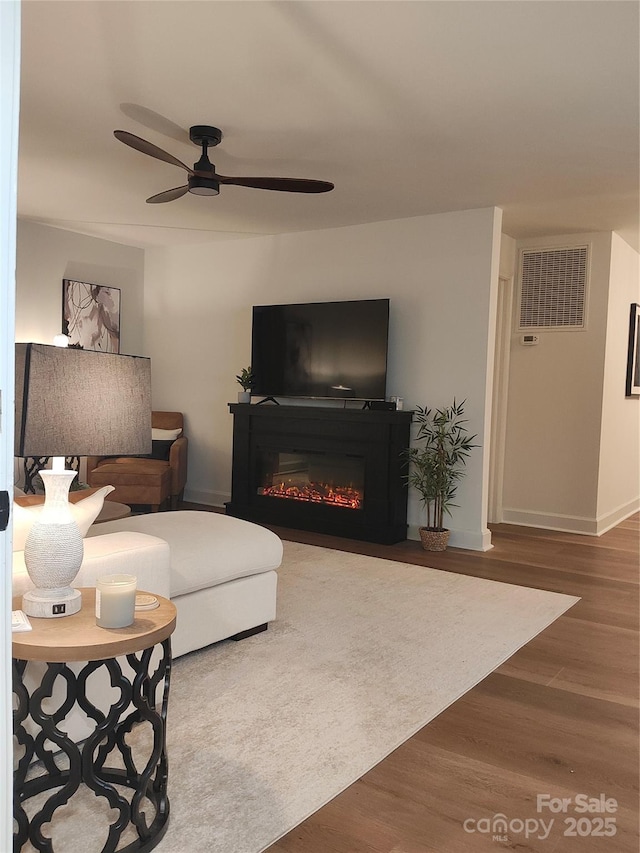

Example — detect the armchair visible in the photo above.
[87,411,188,511]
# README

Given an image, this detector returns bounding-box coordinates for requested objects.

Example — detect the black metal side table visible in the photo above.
[12,588,177,853]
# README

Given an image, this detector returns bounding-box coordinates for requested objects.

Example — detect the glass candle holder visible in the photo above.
[96,574,137,628]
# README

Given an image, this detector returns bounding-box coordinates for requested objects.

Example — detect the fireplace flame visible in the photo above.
[259,482,362,509]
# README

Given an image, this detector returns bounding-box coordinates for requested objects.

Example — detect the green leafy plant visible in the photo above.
[235,366,255,391]
[404,399,478,531]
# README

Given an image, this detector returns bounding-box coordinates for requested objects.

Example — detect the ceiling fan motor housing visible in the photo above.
[189,125,223,147]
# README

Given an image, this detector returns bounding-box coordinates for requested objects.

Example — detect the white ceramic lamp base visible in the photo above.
[22,587,82,618]
[22,467,84,618]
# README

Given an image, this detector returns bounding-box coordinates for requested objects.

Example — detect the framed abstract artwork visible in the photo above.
[625,303,640,397]
[62,279,121,353]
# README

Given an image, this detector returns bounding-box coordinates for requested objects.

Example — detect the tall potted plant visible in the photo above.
[405,399,477,551]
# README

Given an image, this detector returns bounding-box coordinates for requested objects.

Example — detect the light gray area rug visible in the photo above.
[158,542,577,853]
[27,542,578,853]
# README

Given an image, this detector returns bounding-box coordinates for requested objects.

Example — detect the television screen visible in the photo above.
[251,299,389,401]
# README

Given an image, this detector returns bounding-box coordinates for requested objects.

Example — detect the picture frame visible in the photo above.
[625,302,640,397]
[62,279,121,353]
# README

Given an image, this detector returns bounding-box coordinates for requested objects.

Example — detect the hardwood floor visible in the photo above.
[185,505,640,852]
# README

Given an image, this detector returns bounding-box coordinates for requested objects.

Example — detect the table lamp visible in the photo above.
[14,342,152,617]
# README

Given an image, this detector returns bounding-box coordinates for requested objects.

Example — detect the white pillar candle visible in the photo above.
[96,574,137,628]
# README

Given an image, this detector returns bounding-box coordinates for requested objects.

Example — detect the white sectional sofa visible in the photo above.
[13,510,282,659]
[12,509,282,741]
[86,510,282,657]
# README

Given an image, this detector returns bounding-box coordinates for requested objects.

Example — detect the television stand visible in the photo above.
[256,396,280,405]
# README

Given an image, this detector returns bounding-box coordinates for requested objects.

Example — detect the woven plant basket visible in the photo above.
[419,527,450,552]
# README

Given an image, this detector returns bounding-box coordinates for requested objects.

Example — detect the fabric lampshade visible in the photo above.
[14,342,153,619]
[15,343,152,458]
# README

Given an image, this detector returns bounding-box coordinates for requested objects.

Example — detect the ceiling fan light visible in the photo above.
[189,175,220,196]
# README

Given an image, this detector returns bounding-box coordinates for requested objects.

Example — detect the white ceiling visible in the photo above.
[18,0,639,250]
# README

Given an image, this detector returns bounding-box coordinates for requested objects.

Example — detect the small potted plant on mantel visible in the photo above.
[404,399,478,551]
[236,366,255,403]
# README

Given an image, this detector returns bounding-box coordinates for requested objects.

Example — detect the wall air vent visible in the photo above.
[518,245,589,329]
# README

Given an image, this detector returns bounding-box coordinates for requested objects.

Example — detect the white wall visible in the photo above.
[16,216,635,542]
[502,231,639,534]
[1,2,20,845]
[597,233,640,531]
[14,222,146,487]
[499,234,517,279]
[15,221,145,355]
[145,207,503,550]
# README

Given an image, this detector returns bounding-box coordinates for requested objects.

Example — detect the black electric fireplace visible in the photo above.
[226,404,412,543]
[257,448,365,508]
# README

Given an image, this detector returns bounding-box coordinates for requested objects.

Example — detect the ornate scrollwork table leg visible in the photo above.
[12,637,172,853]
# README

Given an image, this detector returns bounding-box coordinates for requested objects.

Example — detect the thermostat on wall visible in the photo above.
[520,334,540,346]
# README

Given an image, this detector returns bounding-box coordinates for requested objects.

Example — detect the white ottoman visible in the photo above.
[88,511,282,656]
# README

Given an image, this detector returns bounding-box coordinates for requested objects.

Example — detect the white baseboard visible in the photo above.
[183,496,493,551]
[407,524,493,552]
[595,497,640,536]
[502,499,640,536]
[502,508,597,535]
[184,488,229,508]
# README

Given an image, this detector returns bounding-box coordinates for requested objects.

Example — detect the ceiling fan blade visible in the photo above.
[114,130,193,174]
[146,185,189,204]
[216,175,334,193]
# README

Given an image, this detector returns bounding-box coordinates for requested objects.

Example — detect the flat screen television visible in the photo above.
[251,298,390,401]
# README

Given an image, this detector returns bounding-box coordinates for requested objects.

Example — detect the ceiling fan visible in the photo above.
[114,125,334,203]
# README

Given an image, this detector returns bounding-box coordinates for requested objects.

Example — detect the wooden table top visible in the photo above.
[93,500,132,524]
[12,588,176,663]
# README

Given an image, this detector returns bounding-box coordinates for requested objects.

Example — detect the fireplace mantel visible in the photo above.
[226,403,412,544]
